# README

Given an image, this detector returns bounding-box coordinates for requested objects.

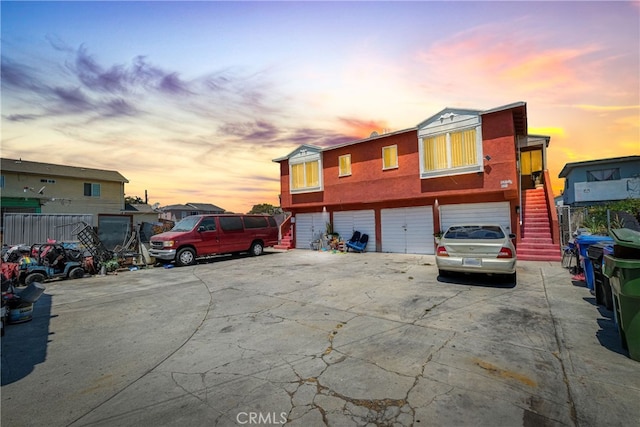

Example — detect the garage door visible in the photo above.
[381,206,434,254]
[333,210,376,250]
[295,212,327,249]
[439,202,511,234]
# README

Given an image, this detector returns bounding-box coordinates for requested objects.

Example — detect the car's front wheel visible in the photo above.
[176,248,196,266]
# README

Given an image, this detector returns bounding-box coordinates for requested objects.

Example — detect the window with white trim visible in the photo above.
[339,154,351,177]
[382,145,398,170]
[420,127,482,177]
[290,159,322,192]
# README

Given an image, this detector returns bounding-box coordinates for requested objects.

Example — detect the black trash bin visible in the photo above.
[588,242,614,310]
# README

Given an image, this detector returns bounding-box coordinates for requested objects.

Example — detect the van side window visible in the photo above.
[267,217,277,227]
[244,216,267,229]
[219,216,243,231]
[199,218,217,231]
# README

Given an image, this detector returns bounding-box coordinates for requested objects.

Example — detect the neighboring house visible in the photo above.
[1,157,128,222]
[273,102,560,260]
[558,156,640,206]
[158,203,225,222]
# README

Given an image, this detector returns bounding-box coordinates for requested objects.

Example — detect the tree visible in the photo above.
[125,195,145,204]
[248,203,278,214]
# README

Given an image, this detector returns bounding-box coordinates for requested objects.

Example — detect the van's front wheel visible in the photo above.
[250,241,264,256]
[176,248,196,266]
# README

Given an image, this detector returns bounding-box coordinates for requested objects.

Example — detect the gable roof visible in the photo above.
[273,102,529,163]
[0,158,129,183]
[160,203,225,212]
[558,155,640,178]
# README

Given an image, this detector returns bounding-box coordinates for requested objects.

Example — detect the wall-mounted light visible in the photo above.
[515,206,520,214]
[484,155,492,162]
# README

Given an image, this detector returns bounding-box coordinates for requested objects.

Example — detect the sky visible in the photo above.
[2,1,639,213]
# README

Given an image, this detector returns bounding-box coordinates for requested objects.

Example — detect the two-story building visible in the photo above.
[274,102,560,260]
[1,158,129,243]
[559,156,640,206]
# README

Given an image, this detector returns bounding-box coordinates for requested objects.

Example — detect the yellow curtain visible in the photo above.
[463,129,476,165]
[339,155,351,176]
[450,129,477,167]
[291,163,304,189]
[424,135,447,171]
[383,146,397,168]
[305,161,319,187]
[451,132,463,167]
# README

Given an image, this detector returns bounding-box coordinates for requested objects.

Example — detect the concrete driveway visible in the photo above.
[2,249,639,426]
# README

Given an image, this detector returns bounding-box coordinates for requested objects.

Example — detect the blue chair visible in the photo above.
[346,233,369,253]
[346,231,361,246]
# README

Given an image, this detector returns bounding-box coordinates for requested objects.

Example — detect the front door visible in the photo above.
[520,149,543,190]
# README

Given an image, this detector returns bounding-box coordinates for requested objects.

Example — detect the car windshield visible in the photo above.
[443,225,505,239]
[171,216,201,232]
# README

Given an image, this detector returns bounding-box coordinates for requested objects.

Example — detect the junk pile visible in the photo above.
[1,272,46,336]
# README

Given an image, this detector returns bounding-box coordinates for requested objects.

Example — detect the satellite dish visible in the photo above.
[370,131,379,138]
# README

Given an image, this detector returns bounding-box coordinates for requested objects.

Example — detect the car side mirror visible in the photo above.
[197,226,206,232]
[509,233,516,239]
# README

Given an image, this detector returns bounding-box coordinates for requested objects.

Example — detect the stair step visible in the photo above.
[517,253,563,262]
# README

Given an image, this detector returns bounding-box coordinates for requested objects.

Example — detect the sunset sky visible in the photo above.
[2,1,639,213]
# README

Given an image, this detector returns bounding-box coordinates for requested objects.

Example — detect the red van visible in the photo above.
[149,214,279,266]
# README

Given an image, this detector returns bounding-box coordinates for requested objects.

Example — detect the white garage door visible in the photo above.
[381,206,434,254]
[333,210,376,250]
[439,202,512,234]
[295,212,327,249]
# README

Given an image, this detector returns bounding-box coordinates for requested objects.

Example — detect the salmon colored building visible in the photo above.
[273,102,560,261]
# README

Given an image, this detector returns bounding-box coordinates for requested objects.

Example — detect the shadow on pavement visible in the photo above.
[587,299,629,357]
[1,293,53,386]
[437,272,517,289]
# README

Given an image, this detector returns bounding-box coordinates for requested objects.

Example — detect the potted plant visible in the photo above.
[433,230,444,245]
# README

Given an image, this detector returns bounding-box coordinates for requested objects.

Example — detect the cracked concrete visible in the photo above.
[2,250,639,426]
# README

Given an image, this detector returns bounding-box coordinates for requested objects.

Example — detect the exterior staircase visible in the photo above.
[274,227,293,250]
[517,188,562,261]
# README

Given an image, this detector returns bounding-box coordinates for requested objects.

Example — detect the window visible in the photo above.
[420,127,481,177]
[84,183,101,197]
[291,160,320,191]
[382,145,398,170]
[587,168,620,182]
[244,216,267,229]
[199,218,217,231]
[0,175,4,188]
[219,216,243,231]
[339,154,351,177]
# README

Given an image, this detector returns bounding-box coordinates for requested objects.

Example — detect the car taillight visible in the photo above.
[497,247,514,258]
[436,246,448,257]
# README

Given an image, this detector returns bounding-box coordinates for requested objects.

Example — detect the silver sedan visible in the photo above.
[435,224,517,281]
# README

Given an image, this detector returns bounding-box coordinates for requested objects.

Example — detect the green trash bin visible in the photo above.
[603,228,640,361]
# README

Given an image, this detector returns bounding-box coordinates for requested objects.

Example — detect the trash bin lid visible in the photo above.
[610,228,640,249]
[575,234,614,245]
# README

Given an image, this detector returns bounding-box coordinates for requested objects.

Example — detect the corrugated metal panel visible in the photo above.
[381,206,434,254]
[333,210,376,250]
[440,202,511,233]
[295,212,326,249]
[3,213,94,245]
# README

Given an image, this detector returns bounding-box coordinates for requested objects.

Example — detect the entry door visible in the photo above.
[381,206,434,254]
[520,149,543,190]
[295,212,326,249]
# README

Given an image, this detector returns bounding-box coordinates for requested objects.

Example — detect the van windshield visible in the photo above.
[171,216,201,232]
